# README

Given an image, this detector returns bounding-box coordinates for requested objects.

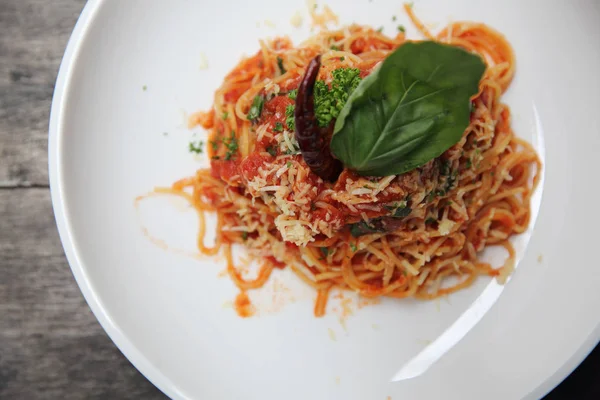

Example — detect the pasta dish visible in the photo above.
[160,7,541,317]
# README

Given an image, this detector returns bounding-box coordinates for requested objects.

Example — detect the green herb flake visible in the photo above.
[247,94,265,122]
[350,243,357,252]
[273,121,284,132]
[340,57,345,61]
[266,145,277,157]
[392,201,412,218]
[285,147,300,155]
[397,25,406,33]
[330,45,340,51]
[277,56,286,74]
[210,140,219,152]
[320,247,329,257]
[188,140,204,154]
[425,217,437,225]
[285,104,295,131]
[142,85,147,91]
[377,26,384,33]
[222,111,229,120]
[223,131,238,160]
[313,67,362,128]
[350,220,386,237]
[466,158,473,169]
[288,89,298,100]
[241,232,248,241]
[392,16,397,21]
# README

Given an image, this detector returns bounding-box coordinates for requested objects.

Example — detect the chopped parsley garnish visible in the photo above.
[320,247,329,257]
[393,204,412,218]
[285,104,295,131]
[445,169,458,192]
[222,111,229,120]
[273,121,284,132]
[277,56,286,74]
[286,161,292,168]
[384,200,411,218]
[330,45,340,51]
[392,15,397,21]
[427,189,446,202]
[465,158,473,169]
[241,231,248,241]
[188,140,204,154]
[350,243,357,252]
[210,140,219,152]
[223,131,238,160]
[377,26,384,33]
[142,85,147,91]
[425,217,437,225]
[397,25,406,33]
[282,68,364,156]
[313,67,362,127]
[247,94,265,122]
[266,145,277,157]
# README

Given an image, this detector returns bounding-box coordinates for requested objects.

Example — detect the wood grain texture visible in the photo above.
[0,0,597,399]
[0,189,164,399]
[0,0,164,398]
[0,0,84,186]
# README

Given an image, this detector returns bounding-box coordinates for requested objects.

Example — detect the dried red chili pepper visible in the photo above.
[294,55,343,182]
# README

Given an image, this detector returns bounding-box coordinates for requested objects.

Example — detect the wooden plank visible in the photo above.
[0,188,164,399]
[0,0,85,187]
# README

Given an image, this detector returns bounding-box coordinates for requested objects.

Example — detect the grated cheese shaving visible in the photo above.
[290,11,303,28]
[198,52,209,70]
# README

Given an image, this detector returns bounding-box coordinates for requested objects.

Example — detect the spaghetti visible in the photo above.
[166,13,541,317]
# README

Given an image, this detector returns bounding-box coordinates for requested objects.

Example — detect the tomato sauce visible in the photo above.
[210,159,238,181]
[234,291,255,318]
[239,153,270,181]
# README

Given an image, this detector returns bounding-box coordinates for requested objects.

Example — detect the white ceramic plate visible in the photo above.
[49,1,600,399]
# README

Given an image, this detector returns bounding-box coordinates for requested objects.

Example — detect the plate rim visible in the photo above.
[47,1,600,399]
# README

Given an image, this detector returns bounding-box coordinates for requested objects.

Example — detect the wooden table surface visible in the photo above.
[1,1,598,399]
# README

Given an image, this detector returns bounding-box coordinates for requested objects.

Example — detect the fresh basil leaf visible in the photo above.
[331,41,485,176]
